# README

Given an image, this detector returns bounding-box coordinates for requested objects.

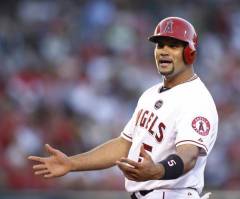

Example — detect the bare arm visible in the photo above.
[154,144,200,179]
[28,136,132,178]
[116,144,200,181]
[176,144,200,173]
[70,136,132,171]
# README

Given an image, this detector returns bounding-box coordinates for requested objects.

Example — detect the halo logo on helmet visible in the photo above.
[164,20,173,33]
[149,17,198,65]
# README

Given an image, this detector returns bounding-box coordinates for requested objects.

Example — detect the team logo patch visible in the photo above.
[154,100,163,110]
[192,116,210,136]
[164,20,174,33]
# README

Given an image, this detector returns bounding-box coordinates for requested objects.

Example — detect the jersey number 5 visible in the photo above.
[138,143,152,162]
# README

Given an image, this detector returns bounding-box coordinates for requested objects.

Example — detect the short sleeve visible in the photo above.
[121,104,141,142]
[175,102,218,156]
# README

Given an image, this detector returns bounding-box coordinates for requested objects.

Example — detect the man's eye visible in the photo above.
[157,43,164,48]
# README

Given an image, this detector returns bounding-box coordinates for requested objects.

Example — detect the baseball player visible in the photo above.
[28,17,218,199]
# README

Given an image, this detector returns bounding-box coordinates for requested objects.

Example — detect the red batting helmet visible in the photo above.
[149,17,198,65]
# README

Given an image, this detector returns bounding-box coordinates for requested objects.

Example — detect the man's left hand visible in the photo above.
[116,145,164,181]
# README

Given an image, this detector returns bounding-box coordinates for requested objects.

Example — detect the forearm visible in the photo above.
[154,144,199,180]
[176,144,199,173]
[70,136,131,171]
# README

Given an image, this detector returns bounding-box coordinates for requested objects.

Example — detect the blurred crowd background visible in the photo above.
[0,0,240,193]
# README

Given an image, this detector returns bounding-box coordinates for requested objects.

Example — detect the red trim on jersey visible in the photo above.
[122,132,132,140]
[175,140,208,153]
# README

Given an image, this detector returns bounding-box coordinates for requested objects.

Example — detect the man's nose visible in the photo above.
[160,51,169,56]
[159,46,170,56]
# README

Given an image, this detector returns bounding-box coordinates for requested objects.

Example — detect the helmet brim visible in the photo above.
[148,35,163,43]
[148,35,188,45]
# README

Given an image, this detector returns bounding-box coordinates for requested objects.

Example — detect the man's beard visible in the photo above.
[158,66,174,76]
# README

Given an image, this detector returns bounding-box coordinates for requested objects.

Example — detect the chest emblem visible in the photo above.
[192,116,210,136]
[154,100,163,110]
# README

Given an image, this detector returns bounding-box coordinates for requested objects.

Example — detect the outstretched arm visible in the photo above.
[70,136,131,171]
[28,136,131,178]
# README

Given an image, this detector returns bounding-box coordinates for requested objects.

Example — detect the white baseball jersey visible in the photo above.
[121,76,218,194]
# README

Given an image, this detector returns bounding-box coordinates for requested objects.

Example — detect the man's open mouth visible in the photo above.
[159,59,173,67]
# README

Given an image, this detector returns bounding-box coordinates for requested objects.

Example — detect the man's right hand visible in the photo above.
[28,144,72,178]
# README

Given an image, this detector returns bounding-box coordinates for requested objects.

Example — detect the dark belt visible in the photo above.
[131,190,154,199]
